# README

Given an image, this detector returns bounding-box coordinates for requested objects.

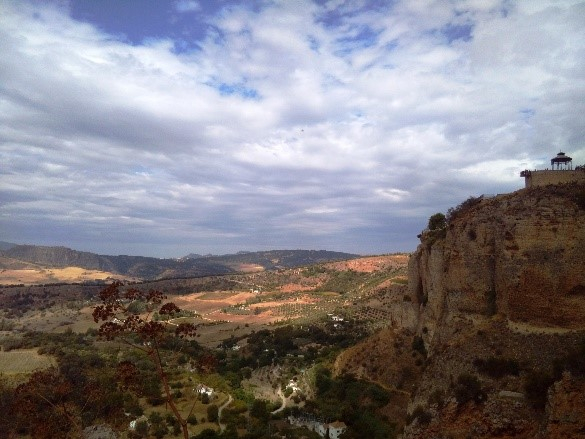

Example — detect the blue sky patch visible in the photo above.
[441,23,473,43]
[218,83,259,99]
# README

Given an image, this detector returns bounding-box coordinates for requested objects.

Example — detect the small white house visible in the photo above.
[286,379,301,393]
[195,383,214,397]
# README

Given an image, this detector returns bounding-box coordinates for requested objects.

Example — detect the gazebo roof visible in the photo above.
[551,151,572,164]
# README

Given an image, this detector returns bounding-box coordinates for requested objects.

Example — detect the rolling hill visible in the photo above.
[0,245,359,281]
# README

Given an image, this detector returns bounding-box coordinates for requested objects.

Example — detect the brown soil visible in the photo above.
[278,283,316,293]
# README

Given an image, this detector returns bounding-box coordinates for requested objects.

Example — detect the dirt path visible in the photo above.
[507,319,578,335]
[271,388,287,414]
[218,394,233,432]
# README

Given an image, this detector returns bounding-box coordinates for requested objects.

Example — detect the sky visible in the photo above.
[1,0,584,258]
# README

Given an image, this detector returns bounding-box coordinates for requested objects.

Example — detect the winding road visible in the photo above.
[218,394,233,432]
[271,388,287,414]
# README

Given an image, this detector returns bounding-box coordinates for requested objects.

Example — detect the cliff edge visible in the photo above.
[403,183,585,438]
[410,183,585,349]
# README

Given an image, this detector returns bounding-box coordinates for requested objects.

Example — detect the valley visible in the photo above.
[0,252,411,438]
[0,184,584,439]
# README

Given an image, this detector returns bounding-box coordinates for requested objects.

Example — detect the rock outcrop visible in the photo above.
[410,184,585,352]
[403,183,585,438]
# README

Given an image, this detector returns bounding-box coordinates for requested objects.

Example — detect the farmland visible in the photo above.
[0,254,411,438]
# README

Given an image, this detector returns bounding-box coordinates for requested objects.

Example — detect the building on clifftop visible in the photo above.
[520,151,585,188]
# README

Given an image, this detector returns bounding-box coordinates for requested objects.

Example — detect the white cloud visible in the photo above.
[1,0,584,256]
[375,188,410,202]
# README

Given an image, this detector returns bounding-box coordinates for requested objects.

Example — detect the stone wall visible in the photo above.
[522,170,585,188]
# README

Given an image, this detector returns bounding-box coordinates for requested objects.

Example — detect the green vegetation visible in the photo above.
[524,337,585,410]
[524,370,554,410]
[446,195,484,224]
[411,335,427,358]
[311,368,395,438]
[427,388,445,409]
[315,269,368,293]
[427,213,446,231]
[486,287,497,316]
[575,188,585,210]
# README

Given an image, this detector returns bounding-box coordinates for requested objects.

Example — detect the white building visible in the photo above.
[195,383,214,397]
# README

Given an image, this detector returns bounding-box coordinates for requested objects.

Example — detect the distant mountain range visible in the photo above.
[0,243,359,280]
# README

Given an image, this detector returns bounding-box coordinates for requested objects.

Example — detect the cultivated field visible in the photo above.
[0,267,131,285]
[2,254,410,349]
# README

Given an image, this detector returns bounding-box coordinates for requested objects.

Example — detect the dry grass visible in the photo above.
[0,266,130,285]
[0,349,56,374]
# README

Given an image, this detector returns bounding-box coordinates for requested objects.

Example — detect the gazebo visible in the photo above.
[551,151,573,170]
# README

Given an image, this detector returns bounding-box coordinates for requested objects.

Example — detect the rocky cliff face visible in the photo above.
[402,183,585,438]
[410,184,585,349]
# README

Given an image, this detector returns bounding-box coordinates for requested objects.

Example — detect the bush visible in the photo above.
[152,424,167,439]
[454,374,486,405]
[428,213,446,231]
[554,338,585,377]
[486,288,497,316]
[446,196,483,224]
[428,388,445,409]
[574,188,585,210]
[206,404,219,423]
[192,429,219,439]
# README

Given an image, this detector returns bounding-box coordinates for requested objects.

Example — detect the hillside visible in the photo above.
[0,253,408,332]
[2,185,584,438]
[326,184,585,438]
[0,246,358,282]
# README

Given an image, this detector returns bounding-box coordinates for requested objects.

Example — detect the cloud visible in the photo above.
[1,0,584,257]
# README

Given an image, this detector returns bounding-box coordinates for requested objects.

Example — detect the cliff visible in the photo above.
[402,183,585,438]
[410,184,585,348]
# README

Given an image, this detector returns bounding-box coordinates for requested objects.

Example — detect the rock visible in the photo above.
[409,184,585,348]
[401,183,585,439]
[544,372,585,438]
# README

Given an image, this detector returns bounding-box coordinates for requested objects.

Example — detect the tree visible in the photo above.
[93,281,197,439]
[427,213,446,231]
[207,404,219,423]
[250,399,270,423]
[12,368,84,438]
